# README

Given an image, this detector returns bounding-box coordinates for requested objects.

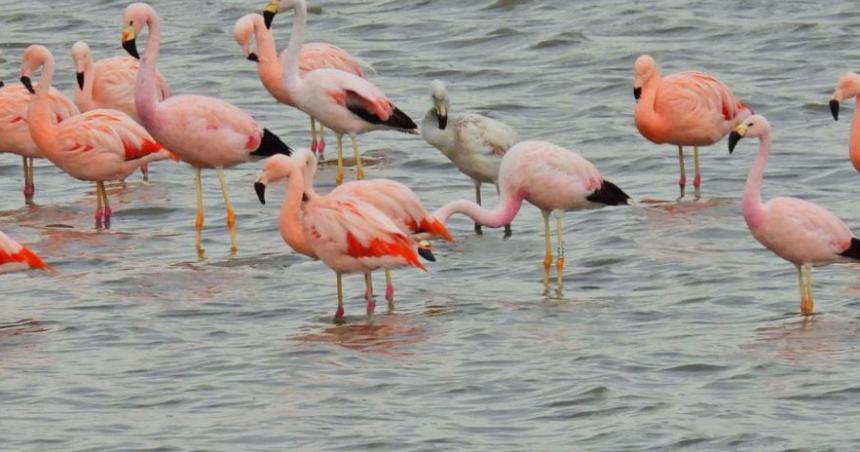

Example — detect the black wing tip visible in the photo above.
[839,237,860,261]
[250,128,294,158]
[586,179,631,206]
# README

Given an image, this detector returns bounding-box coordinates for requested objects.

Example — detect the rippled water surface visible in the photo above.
[4,0,860,450]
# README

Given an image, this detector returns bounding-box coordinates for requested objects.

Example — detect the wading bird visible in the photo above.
[828,73,860,172]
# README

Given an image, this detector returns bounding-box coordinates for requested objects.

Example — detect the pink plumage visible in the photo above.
[0,230,49,274]
[828,73,860,172]
[728,114,860,315]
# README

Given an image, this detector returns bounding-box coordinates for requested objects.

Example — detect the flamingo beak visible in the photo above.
[0,80,4,88]
[247,52,259,63]
[76,72,85,90]
[830,99,840,121]
[254,181,267,205]
[633,86,642,100]
[20,76,35,94]
[263,1,278,29]
[121,26,139,59]
[728,124,747,154]
[436,105,447,129]
[417,240,436,262]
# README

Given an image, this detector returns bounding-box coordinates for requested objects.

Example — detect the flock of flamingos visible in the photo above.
[3,0,860,322]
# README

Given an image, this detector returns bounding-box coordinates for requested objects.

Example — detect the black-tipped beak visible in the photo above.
[633,87,642,100]
[20,76,34,94]
[76,72,85,90]
[122,39,140,59]
[417,246,436,262]
[247,52,259,63]
[830,99,840,121]
[263,10,276,29]
[437,114,447,130]
[254,181,266,204]
[0,80,5,88]
[728,131,742,154]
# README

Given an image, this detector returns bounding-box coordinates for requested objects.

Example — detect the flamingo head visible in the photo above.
[417,240,435,262]
[829,73,860,121]
[20,45,52,95]
[70,41,92,90]
[633,54,658,100]
[233,15,259,62]
[430,80,449,129]
[728,114,770,154]
[121,3,155,60]
[254,152,312,205]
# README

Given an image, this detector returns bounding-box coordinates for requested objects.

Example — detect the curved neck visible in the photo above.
[135,12,162,128]
[634,72,666,133]
[28,55,58,151]
[433,185,524,228]
[743,133,771,227]
[75,57,96,111]
[850,99,860,172]
[252,16,290,103]
[278,165,314,257]
[282,0,307,89]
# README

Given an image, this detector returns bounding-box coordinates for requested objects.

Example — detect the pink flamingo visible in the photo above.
[433,140,631,289]
[828,73,860,172]
[121,3,293,255]
[0,230,50,274]
[261,0,417,185]
[633,54,752,199]
[253,153,433,321]
[71,40,171,182]
[21,45,173,229]
[257,149,451,309]
[233,13,367,159]
[728,115,860,315]
[0,76,79,205]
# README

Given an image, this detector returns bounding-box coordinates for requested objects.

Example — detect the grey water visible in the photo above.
[3,0,860,450]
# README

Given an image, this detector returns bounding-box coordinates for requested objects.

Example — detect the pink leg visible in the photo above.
[677,146,686,199]
[384,269,394,310]
[94,208,104,229]
[140,162,150,182]
[310,117,319,155]
[23,184,34,205]
[334,306,344,322]
[104,207,112,229]
[334,273,345,323]
[364,273,376,316]
[318,124,326,161]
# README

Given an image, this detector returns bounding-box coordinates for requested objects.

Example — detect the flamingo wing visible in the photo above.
[0,230,48,273]
[161,95,261,151]
[658,71,746,122]
[299,43,365,78]
[455,114,518,158]
[54,109,163,160]
[765,197,854,257]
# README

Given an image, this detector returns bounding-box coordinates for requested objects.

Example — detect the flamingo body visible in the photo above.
[0,231,49,274]
[0,83,78,158]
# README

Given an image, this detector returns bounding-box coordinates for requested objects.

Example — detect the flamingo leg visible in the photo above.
[364,272,376,317]
[22,156,33,205]
[310,116,318,154]
[555,211,565,289]
[385,269,395,310]
[692,146,701,200]
[336,134,345,185]
[194,167,205,256]
[802,265,815,315]
[795,264,808,313]
[94,182,104,229]
[542,210,552,288]
[217,169,238,253]
[474,181,483,235]
[497,183,511,238]
[335,272,345,322]
[318,124,326,160]
[352,135,365,180]
[141,162,150,182]
[99,181,112,229]
[677,145,686,199]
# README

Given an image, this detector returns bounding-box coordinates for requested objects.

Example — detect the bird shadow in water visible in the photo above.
[749,312,860,362]
[294,309,431,356]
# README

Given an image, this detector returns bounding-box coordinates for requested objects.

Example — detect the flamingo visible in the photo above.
[256,149,451,310]
[121,2,293,255]
[433,140,631,289]
[20,45,173,229]
[421,80,519,237]
[728,115,860,315]
[0,230,50,274]
[253,153,433,321]
[633,54,752,199]
[0,75,79,205]
[71,40,171,182]
[828,73,860,172]
[233,13,367,160]
[261,0,417,185]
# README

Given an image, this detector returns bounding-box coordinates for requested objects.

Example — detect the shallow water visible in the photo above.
[3,0,860,450]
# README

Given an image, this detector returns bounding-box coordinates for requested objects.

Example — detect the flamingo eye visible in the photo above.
[747,122,753,127]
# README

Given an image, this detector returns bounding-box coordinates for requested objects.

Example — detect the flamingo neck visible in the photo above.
[135,11,162,130]
[28,54,58,152]
[282,0,307,90]
[433,183,524,228]
[634,72,669,140]
[75,56,96,111]
[278,164,314,257]
[743,133,771,230]
[252,16,291,104]
[850,98,860,172]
